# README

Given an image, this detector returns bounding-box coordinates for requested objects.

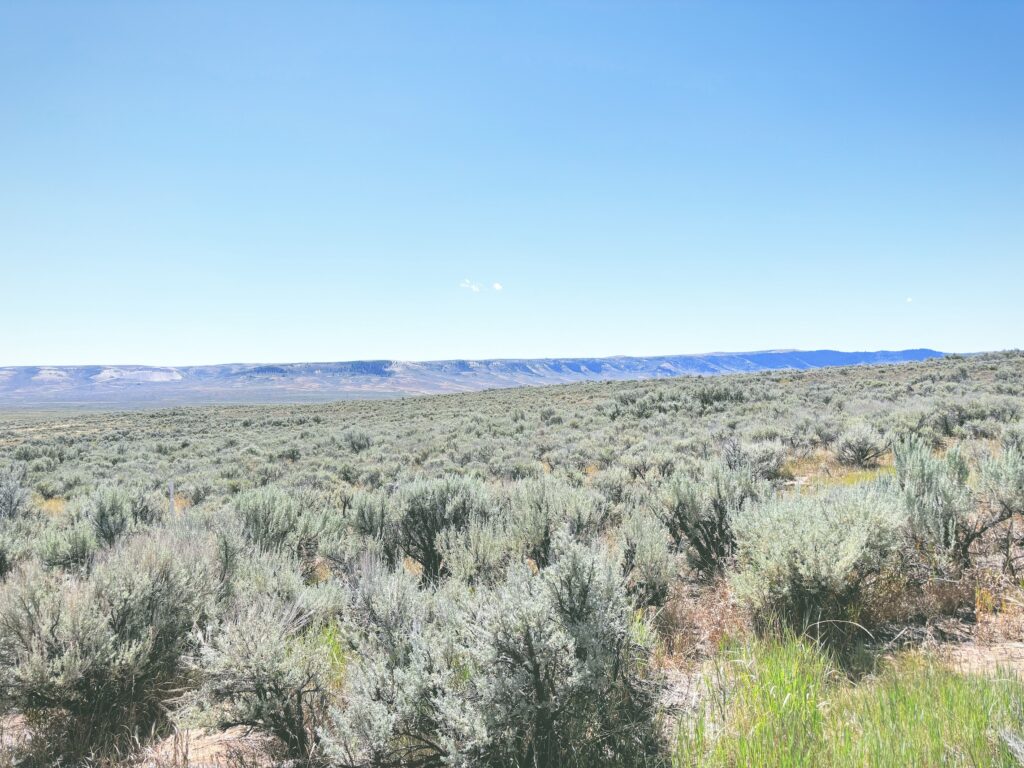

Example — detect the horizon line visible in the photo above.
[0,347,958,370]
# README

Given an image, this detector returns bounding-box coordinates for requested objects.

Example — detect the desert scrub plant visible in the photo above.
[722,437,788,481]
[979,446,1024,572]
[86,485,135,547]
[394,475,492,581]
[339,556,427,668]
[0,537,10,582]
[1001,422,1024,454]
[188,591,339,762]
[507,476,606,567]
[437,511,513,585]
[731,483,905,638]
[620,509,675,607]
[342,427,373,453]
[659,463,769,578]
[341,489,399,565]
[983,446,1024,519]
[0,464,29,520]
[37,517,98,571]
[326,546,662,768]
[692,383,745,414]
[0,532,217,760]
[835,422,887,468]
[322,560,453,768]
[893,435,974,569]
[470,543,663,767]
[592,465,633,506]
[235,484,329,555]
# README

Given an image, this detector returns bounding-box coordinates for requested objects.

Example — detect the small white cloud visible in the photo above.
[459,278,503,293]
[906,297,913,303]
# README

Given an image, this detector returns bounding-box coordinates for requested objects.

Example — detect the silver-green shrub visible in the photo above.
[38,517,98,571]
[978,447,1024,569]
[0,531,216,760]
[984,447,1024,516]
[324,546,662,768]
[732,483,905,634]
[87,486,134,547]
[235,485,333,563]
[236,485,303,550]
[835,422,887,468]
[0,464,29,521]
[344,488,399,566]
[464,545,662,767]
[620,510,675,606]
[342,427,373,454]
[394,475,492,581]
[1002,422,1024,455]
[723,436,788,480]
[438,512,512,585]
[507,477,606,567]
[322,561,448,767]
[893,435,973,567]
[188,590,339,761]
[659,462,768,577]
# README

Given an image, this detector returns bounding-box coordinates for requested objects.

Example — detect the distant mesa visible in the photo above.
[0,349,945,407]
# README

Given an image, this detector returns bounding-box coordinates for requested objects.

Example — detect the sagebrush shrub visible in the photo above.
[236,485,331,560]
[343,428,373,453]
[507,477,605,567]
[326,546,662,768]
[344,489,398,565]
[395,475,492,581]
[189,592,338,761]
[659,462,768,577]
[1002,422,1024,455]
[984,447,1024,516]
[722,437,788,480]
[322,561,446,767]
[467,545,662,767]
[438,512,512,585]
[620,510,675,606]
[38,517,98,571]
[236,485,302,550]
[0,531,216,759]
[0,531,14,581]
[88,486,133,547]
[0,464,29,521]
[835,423,887,468]
[731,483,905,636]
[893,435,973,568]
[978,447,1024,570]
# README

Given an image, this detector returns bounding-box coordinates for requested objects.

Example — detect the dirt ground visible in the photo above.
[137,727,277,768]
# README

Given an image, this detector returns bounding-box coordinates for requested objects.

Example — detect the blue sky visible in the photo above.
[1,1,1021,366]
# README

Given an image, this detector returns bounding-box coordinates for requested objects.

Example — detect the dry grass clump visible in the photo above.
[656,579,750,663]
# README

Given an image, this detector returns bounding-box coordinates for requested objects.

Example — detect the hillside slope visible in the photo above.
[0,348,944,407]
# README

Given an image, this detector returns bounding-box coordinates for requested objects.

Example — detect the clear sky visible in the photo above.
[1,2,1021,366]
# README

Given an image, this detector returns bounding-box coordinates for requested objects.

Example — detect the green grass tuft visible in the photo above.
[676,638,1024,768]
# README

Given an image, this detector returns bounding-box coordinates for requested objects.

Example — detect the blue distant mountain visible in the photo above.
[0,349,945,407]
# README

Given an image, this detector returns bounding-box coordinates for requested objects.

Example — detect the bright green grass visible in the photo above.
[675,638,1024,768]
[317,620,349,690]
[821,465,896,488]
